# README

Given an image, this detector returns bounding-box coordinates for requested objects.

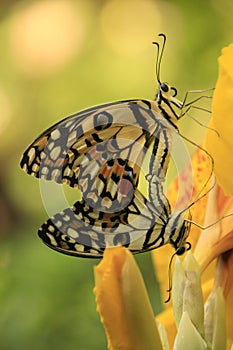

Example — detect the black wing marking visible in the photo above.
[38,182,171,258]
[20,100,174,187]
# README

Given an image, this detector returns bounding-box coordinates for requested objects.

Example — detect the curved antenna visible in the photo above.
[152,33,167,85]
[164,242,192,303]
[152,41,160,84]
[157,33,166,83]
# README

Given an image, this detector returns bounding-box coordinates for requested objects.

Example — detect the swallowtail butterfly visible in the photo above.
[20,34,196,258]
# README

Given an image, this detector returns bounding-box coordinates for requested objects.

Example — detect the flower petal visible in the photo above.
[152,147,211,303]
[206,43,233,195]
[194,183,233,272]
[173,312,208,350]
[213,251,233,345]
[157,321,170,350]
[94,246,163,350]
[156,307,177,349]
[204,287,226,350]
[172,252,204,336]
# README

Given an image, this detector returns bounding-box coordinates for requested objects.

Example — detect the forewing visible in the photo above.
[20,100,173,186]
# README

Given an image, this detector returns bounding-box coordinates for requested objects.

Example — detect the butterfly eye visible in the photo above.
[94,111,113,130]
[160,82,169,92]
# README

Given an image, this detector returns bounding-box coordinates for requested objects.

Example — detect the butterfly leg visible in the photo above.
[179,88,214,119]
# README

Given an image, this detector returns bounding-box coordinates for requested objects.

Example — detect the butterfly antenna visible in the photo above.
[152,33,167,85]
[158,33,166,80]
[152,40,161,84]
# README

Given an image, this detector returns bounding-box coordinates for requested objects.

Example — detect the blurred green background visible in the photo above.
[0,0,232,349]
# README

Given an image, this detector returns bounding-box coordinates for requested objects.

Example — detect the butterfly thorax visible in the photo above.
[164,211,190,252]
[155,82,183,127]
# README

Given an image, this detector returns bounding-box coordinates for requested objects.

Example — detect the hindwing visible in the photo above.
[38,184,171,258]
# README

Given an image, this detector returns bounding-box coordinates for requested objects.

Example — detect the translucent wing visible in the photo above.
[20,99,175,213]
[38,183,172,258]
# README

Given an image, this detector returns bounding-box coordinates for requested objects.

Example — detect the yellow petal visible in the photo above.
[94,246,163,350]
[152,147,210,303]
[166,147,210,222]
[186,149,212,247]
[194,183,233,272]
[206,43,233,195]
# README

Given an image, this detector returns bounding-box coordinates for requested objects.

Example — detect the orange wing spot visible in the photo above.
[36,136,48,150]
[114,163,121,176]
[43,157,65,167]
[101,163,113,178]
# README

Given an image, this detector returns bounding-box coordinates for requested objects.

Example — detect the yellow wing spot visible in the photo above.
[27,148,36,165]
[67,228,79,238]
[50,146,62,161]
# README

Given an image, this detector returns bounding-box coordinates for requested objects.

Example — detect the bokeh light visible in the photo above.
[8,1,85,77]
[100,0,183,56]
[0,87,12,136]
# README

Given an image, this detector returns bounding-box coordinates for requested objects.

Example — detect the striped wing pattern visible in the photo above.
[20,99,180,257]
[38,187,171,258]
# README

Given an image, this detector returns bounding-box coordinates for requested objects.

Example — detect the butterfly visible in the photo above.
[20,34,192,258]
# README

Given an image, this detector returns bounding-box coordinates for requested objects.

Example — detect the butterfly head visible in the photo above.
[157,82,183,110]
[152,35,183,114]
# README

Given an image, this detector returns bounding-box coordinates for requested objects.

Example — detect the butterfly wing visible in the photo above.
[38,182,171,258]
[21,99,176,256]
[20,99,174,186]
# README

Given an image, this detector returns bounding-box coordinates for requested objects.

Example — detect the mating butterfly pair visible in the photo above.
[20,34,201,258]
